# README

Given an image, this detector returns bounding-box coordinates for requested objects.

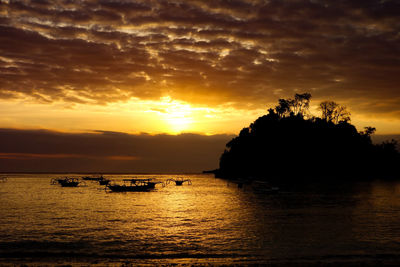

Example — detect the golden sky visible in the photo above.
[0,0,399,172]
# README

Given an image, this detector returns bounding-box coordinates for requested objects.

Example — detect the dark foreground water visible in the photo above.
[1,174,400,266]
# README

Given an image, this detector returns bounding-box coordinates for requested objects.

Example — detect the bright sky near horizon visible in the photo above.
[0,0,399,172]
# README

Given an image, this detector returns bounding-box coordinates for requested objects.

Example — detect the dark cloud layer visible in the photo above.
[0,128,396,173]
[0,0,399,116]
[0,128,233,172]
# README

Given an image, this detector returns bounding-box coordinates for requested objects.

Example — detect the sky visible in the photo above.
[0,0,399,172]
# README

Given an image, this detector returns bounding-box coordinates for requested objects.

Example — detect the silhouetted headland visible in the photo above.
[214,93,399,183]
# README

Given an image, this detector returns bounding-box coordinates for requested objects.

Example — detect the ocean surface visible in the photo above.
[1,173,400,265]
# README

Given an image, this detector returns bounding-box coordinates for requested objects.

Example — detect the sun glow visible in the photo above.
[0,96,266,135]
[153,96,193,133]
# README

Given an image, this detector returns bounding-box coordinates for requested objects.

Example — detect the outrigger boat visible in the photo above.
[106,178,164,192]
[166,177,192,186]
[59,178,80,187]
[82,174,105,181]
[51,177,82,187]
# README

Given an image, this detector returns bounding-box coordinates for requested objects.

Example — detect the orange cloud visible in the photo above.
[0,0,399,129]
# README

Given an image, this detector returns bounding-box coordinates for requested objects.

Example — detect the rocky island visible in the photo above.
[214,93,399,182]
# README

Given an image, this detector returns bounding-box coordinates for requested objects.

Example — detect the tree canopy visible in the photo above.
[215,93,399,182]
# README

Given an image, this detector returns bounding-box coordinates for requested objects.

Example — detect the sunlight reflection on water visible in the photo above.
[1,174,400,265]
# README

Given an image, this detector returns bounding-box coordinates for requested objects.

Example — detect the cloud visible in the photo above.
[0,128,233,173]
[0,0,399,118]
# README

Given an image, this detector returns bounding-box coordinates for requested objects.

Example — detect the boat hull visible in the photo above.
[60,181,79,187]
[107,185,152,192]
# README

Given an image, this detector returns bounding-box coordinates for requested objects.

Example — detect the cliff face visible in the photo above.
[216,111,399,182]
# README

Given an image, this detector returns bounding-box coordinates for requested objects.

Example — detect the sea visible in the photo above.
[1,173,400,266]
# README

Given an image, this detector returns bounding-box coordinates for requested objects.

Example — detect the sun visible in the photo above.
[166,113,192,133]
[159,96,193,133]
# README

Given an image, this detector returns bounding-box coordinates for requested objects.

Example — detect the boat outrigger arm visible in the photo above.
[166,178,192,186]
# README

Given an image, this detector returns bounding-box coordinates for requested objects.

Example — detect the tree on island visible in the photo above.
[319,101,351,124]
[215,93,399,182]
